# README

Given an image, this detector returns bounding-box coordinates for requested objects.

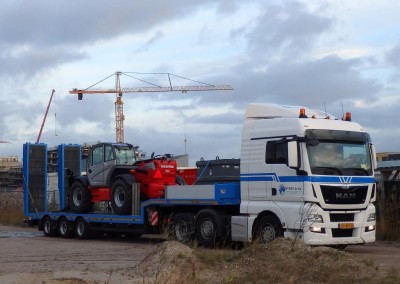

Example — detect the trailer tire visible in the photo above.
[69,181,92,213]
[196,211,219,247]
[58,217,73,238]
[75,218,90,239]
[173,213,194,243]
[111,179,133,215]
[254,215,282,244]
[43,216,57,237]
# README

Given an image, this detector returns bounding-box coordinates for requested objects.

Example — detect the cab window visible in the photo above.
[266,141,288,164]
[92,146,103,166]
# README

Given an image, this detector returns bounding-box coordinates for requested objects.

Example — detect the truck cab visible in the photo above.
[87,143,137,187]
[237,104,377,246]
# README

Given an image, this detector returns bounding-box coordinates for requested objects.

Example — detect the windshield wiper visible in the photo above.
[312,166,343,175]
[344,167,370,176]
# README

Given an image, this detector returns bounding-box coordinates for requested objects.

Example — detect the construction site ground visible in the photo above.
[1,224,400,284]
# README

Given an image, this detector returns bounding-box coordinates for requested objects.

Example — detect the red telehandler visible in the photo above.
[68,142,184,215]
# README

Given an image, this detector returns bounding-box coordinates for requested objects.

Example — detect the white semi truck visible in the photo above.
[23,103,377,246]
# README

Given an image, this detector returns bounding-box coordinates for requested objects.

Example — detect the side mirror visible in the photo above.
[306,138,319,146]
[370,144,377,170]
[288,141,299,168]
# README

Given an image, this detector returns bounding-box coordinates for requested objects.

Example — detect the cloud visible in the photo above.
[133,31,165,54]
[235,1,334,60]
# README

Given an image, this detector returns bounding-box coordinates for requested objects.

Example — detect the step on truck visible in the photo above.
[23,103,378,246]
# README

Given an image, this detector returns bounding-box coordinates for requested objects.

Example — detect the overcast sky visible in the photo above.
[1,0,400,165]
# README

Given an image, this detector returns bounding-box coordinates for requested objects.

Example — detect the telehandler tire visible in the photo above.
[111,179,133,215]
[69,181,92,213]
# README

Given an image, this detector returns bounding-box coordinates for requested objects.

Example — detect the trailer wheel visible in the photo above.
[196,211,218,247]
[254,215,282,244]
[75,218,90,239]
[173,213,194,243]
[43,216,57,237]
[111,179,133,215]
[69,181,91,213]
[58,217,73,238]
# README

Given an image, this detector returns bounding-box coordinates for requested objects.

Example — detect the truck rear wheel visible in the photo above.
[69,181,91,213]
[254,215,282,244]
[173,213,194,243]
[196,211,219,247]
[75,218,90,239]
[111,179,133,215]
[43,216,57,237]
[58,217,73,238]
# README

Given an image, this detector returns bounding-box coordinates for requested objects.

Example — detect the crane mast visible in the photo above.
[70,72,233,143]
[37,89,56,143]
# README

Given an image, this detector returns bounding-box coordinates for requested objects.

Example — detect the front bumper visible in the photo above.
[301,203,376,246]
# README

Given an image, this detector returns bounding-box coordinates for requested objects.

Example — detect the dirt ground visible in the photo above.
[1,225,400,283]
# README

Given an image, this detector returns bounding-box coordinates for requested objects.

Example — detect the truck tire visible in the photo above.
[75,218,90,239]
[111,179,133,215]
[69,181,92,213]
[58,217,73,238]
[173,213,194,243]
[254,215,282,244]
[42,216,57,237]
[196,211,219,247]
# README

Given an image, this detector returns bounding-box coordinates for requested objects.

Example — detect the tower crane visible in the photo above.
[70,72,233,143]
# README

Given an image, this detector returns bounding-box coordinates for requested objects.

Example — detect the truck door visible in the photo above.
[248,139,270,200]
[268,139,304,201]
[269,139,304,230]
[88,144,105,187]
[103,144,116,183]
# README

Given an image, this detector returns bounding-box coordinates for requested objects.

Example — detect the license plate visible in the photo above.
[339,223,354,229]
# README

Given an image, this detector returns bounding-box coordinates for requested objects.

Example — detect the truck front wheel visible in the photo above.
[111,179,133,215]
[254,215,282,244]
[69,181,91,213]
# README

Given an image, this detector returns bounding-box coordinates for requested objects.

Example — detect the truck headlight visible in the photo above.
[365,225,375,232]
[367,213,376,222]
[307,214,323,223]
[310,226,325,233]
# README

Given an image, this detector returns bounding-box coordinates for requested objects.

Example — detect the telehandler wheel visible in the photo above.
[42,216,57,237]
[75,218,90,239]
[175,175,186,185]
[254,215,283,244]
[69,181,91,213]
[173,213,194,243]
[111,179,133,215]
[58,217,73,238]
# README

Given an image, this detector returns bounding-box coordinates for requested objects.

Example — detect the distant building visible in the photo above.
[376,152,400,162]
[0,156,20,169]
[0,156,22,191]
[376,152,400,181]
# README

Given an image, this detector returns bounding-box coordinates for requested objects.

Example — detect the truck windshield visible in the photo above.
[307,141,372,176]
[115,146,137,165]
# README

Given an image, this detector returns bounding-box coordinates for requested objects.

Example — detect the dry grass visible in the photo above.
[0,191,25,226]
[376,181,400,241]
[131,239,400,284]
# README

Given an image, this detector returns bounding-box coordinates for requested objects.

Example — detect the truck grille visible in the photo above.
[320,185,368,204]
